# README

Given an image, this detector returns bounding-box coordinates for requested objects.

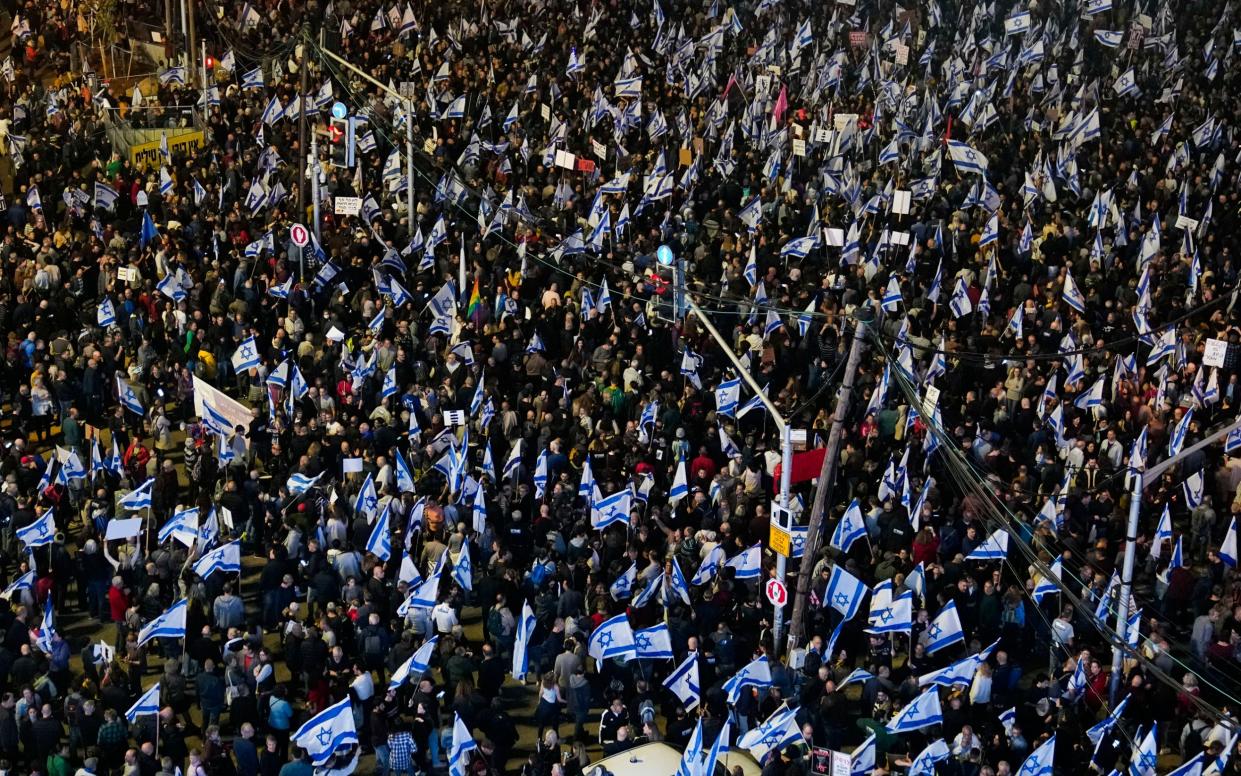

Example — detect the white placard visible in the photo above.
[591,139,607,158]
[892,190,912,215]
[93,642,116,664]
[335,196,362,216]
[814,127,833,144]
[889,231,911,245]
[894,43,909,65]
[833,113,859,131]
[541,103,552,121]
[923,384,941,413]
[193,377,253,440]
[343,457,364,473]
[105,517,144,540]
[755,74,772,94]
[326,326,345,342]
[555,149,577,170]
[117,267,137,282]
[1175,215,1199,231]
[822,228,846,247]
[792,139,807,157]
[443,409,467,427]
[767,65,782,75]
[1204,338,1228,368]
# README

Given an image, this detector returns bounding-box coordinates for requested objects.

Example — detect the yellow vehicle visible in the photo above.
[586,742,763,776]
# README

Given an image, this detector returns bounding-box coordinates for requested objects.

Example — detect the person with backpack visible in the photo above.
[357,613,392,685]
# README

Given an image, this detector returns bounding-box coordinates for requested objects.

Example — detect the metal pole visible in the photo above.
[1111,470,1141,704]
[787,310,870,651]
[311,133,321,242]
[406,98,416,238]
[774,423,792,657]
[297,28,309,224]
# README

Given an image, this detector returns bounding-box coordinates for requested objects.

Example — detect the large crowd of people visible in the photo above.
[0,0,1240,774]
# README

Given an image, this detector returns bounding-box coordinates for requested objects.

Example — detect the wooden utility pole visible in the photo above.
[786,309,871,651]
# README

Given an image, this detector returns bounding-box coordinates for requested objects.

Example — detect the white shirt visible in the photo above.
[351,670,374,702]
[432,602,459,634]
[1052,617,1074,646]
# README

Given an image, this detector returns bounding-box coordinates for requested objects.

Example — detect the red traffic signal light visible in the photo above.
[328,124,344,143]
[203,55,215,69]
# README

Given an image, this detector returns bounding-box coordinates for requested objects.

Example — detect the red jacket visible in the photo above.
[108,585,129,622]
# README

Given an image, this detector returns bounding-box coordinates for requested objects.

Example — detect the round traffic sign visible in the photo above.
[765,578,788,607]
[656,244,675,266]
[331,101,348,120]
[289,223,310,247]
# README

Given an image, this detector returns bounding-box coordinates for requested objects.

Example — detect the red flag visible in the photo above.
[723,73,738,97]
[772,447,826,487]
[773,84,788,124]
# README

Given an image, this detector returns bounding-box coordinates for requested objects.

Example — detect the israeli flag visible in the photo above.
[965,529,1009,560]
[1130,724,1158,776]
[919,651,981,689]
[663,558,692,606]
[824,564,868,621]
[116,376,145,416]
[451,548,472,591]
[354,473,380,522]
[2,570,35,598]
[381,366,398,400]
[738,195,762,230]
[1185,471,1205,509]
[399,570,442,615]
[949,277,973,318]
[591,488,632,530]
[286,471,322,495]
[849,734,877,776]
[886,686,943,732]
[909,739,950,775]
[390,635,438,690]
[692,545,726,585]
[193,541,241,578]
[725,543,762,579]
[704,718,731,775]
[947,140,989,175]
[587,612,637,665]
[830,499,867,552]
[137,599,187,645]
[1062,271,1088,313]
[882,276,903,312]
[158,507,199,544]
[292,697,358,766]
[1004,10,1032,36]
[511,602,537,681]
[16,510,56,548]
[1087,695,1128,745]
[739,704,803,764]
[723,655,773,705]
[610,563,638,600]
[1167,754,1204,776]
[664,652,700,710]
[925,600,965,654]
[1221,518,1238,567]
[97,297,117,327]
[125,682,161,722]
[231,336,261,373]
[501,441,522,483]
[119,478,154,510]
[1095,29,1123,47]
[668,453,689,505]
[94,181,119,211]
[678,720,705,776]
[867,581,913,634]
[1032,558,1062,604]
[634,623,674,660]
[715,378,741,417]
[241,67,264,89]
[366,505,392,562]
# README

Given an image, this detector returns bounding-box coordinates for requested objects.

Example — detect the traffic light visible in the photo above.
[329,116,348,168]
[203,53,215,70]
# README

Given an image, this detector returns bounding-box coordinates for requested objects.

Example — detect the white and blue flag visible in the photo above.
[16,510,56,547]
[634,623,674,660]
[830,499,867,552]
[137,599,187,645]
[512,603,537,681]
[664,652,700,710]
[125,683,161,722]
[824,564,868,621]
[390,636,438,690]
[292,697,359,766]
[723,655,772,705]
[925,600,965,654]
[193,541,241,578]
[886,685,943,732]
[587,613,637,666]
